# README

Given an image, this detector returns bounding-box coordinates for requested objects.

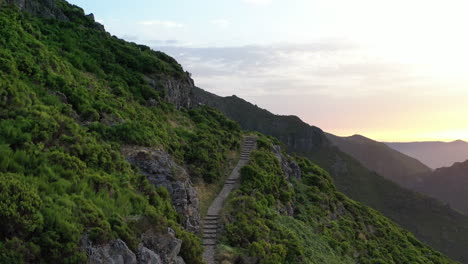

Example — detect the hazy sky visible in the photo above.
[69,0,468,141]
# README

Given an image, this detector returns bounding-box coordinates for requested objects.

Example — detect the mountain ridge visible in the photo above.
[0,0,465,263]
[386,140,468,169]
[326,133,432,186]
[192,87,468,263]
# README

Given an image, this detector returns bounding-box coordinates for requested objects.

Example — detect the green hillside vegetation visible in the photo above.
[218,137,454,264]
[192,89,468,263]
[0,1,462,264]
[0,3,240,263]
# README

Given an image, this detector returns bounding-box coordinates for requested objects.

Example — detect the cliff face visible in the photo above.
[124,146,202,233]
[3,0,105,31]
[4,0,69,20]
[145,74,194,109]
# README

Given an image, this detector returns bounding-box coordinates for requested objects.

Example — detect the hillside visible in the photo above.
[216,135,455,264]
[412,160,468,215]
[192,88,468,263]
[0,0,463,263]
[386,141,468,169]
[326,133,431,186]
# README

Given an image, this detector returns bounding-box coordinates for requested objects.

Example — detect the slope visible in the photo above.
[0,2,242,263]
[217,136,455,264]
[0,0,463,263]
[412,160,468,215]
[326,133,431,186]
[386,141,468,169]
[192,88,468,263]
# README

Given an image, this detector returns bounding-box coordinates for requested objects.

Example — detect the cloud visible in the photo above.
[154,41,427,97]
[138,20,184,28]
[241,0,272,5]
[210,19,230,29]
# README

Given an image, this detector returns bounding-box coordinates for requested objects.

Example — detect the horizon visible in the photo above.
[69,0,468,142]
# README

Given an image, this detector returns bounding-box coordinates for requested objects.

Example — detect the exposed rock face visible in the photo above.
[4,0,106,31]
[83,228,186,264]
[137,246,163,264]
[273,145,301,180]
[123,146,201,233]
[5,0,69,21]
[140,229,185,264]
[145,75,194,109]
[83,238,137,264]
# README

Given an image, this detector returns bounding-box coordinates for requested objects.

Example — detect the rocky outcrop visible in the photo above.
[145,75,194,109]
[82,237,137,264]
[273,145,301,180]
[4,0,106,31]
[5,0,69,21]
[82,228,186,264]
[123,146,201,233]
[140,229,185,264]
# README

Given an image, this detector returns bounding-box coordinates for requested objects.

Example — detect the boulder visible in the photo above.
[141,229,183,264]
[123,146,201,233]
[86,239,137,264]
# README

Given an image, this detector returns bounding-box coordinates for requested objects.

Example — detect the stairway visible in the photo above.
[202,136,257,264]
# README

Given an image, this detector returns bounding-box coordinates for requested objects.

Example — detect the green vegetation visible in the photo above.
[219,137,455,264]
[0,1,461,264]
[193,88,468,263]
[0,2,239,263]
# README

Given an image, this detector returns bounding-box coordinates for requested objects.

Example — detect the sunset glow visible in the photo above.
[70,0,468,142]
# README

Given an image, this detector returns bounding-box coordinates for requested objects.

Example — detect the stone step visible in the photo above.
[203,234,217,239]
[203,225,218,229]
[204,221,218,225]
[203,229,217,234]
[205,215,218,219]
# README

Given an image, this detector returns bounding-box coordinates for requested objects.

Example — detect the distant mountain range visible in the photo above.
[386,140,468,169]
[327,134,468,215]
[326,134,431,186]
[412,160,468,214]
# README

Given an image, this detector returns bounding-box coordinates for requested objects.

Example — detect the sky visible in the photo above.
[69,0,468,142]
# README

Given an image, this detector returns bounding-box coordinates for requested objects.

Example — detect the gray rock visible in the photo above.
[141,229,183,264]
[87,239,137,264]
[5,0,69,21]
[173,257,185,264]
[144,75,193,109]
[273,145,301,179]
[123,146,201,233]
[3,0,106,31]
[138,245,163,264]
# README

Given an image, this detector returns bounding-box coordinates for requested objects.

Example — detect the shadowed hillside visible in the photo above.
[412,160,468,215]
[326,133,431,186]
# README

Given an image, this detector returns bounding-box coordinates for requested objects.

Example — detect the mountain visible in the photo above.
[326,133,431,186]
[386,141,468,169]
[0,0,463,263]
[193,88,468,263]
[411,160,468,215]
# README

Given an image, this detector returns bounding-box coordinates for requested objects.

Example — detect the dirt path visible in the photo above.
[202,136,257,264]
